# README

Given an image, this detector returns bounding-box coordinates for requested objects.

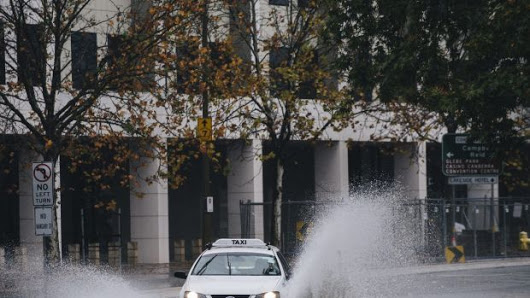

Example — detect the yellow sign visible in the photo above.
[445,246,465,263]
[197,117,212,142]
[296,221,312,241]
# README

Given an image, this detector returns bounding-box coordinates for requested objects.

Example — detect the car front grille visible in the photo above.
[211,295,250,298]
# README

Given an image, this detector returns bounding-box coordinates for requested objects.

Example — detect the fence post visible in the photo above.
[503,202,508,257]
[442,200,447,256]
[473,205,478,258]
[490,195,496,257]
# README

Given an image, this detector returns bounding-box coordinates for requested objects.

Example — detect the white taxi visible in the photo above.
[175,238,291,298]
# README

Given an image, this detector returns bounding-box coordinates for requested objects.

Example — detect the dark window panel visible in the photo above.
[298,0,309,8]
[17,24,45,86]
[71,32,97,89]
[0,23,5,84]
[269,46,289,96]
[176,42,200,94]
[298,50,318,99]
[270,0,289,6]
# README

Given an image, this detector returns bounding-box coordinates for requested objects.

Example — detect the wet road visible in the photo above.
[397,265,530,298]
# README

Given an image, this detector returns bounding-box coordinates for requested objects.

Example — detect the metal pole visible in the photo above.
[201,0,212,247]
[452,185,456,246]
[442,200,447,256]
[118,208,122,271]
[81,208,85,263]
[490,187,495,257]
[503,202,507,257]
[473,205,477,258]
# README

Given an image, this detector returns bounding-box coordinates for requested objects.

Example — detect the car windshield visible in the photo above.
[191,252,281,276]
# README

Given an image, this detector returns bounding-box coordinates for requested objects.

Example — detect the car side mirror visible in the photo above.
[174,271,188,279]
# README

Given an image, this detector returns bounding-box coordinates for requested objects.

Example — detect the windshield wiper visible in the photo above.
[196,254,218,275]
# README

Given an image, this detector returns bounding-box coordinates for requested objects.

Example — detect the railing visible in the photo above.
[240,197,530,259]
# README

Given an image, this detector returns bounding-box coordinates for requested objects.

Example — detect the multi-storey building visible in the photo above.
[0,0,513,266]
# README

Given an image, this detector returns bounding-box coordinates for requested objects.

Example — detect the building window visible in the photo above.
[269,46,289,96]
[298,0,309,8]
[270,0,289,6]
[0,23,5,84]
[71,32,97,89]
[17,24,45,86]
[298,50,318,99]
[176,42,200,94]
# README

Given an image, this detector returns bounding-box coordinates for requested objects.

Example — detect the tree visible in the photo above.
[186,0,368,247]
[0,0,195,263]
[325,0,528,147]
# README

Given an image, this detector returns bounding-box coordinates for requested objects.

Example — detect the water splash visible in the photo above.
[285,185,424,297]
[1,262,144,298]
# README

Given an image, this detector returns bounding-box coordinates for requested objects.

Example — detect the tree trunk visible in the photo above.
[272,158,284,249]
[43,152,61,264]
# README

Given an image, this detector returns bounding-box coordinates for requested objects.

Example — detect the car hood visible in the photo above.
[185,275,283,295]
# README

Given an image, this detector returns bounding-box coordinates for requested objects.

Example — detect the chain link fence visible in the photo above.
[240,197,530,260]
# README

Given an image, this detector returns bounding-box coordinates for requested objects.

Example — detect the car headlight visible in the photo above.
[255,291,280,298]
[184,291,207,298]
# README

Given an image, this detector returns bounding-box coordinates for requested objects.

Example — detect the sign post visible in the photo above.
[32,162,54,261]
[442,134,501,252]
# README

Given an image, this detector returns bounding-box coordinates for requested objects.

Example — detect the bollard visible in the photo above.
[68,244,81,264]
[88,243,100,266]
[14,246,28,269]
[519,231,530,251]
[0,247,5,270]
[108,242,121,269]
[127,242,138,267]
[191,238,203,260]
[174,239,185,263]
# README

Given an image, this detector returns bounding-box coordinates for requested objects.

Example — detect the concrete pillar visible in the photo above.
[18,149,43,259]
[394,142,428,247]
[314,141,349,201]
[129,141,169,264]
[227,140,264,239]
[394,142,428,199]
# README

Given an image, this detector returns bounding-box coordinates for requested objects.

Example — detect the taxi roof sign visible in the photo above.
[212,239,267,247]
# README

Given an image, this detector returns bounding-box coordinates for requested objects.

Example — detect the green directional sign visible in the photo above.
[442,134,502,176]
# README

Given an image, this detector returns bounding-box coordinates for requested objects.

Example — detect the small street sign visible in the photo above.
[442,134,502,176]
[32,162,54,206]
[206,196,214,213]
[197,117,212,142]
[448,176,498,185]
[35,207,53,236]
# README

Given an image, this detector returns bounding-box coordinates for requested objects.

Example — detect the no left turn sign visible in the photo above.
[33,162,54,206]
